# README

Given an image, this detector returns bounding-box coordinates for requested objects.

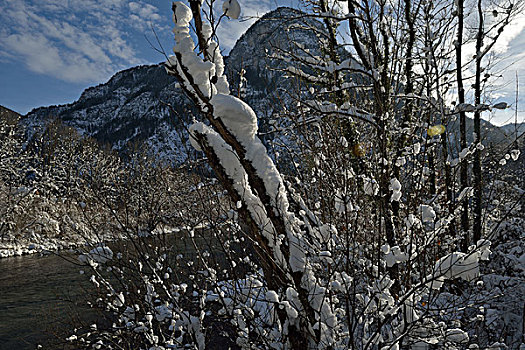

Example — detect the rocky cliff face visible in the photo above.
[226,7,325,113]
[22,7,324,162]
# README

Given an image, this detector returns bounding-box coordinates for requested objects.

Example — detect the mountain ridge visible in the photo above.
[20,6,326,162]
[13,7,525,163]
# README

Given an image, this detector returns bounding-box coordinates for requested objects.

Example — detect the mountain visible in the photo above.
[446,115,524,150]
[21,7,325,162]
[0,106,23,144]
[226,7,326,115]
[18,7,525,165]
[1,105,21,125]
[23,64,189,162]
[499,122,525,138]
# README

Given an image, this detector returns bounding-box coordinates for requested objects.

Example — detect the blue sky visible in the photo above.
[0,0,284,114]
[0,0,524,126]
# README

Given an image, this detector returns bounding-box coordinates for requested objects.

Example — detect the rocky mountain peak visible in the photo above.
[21,7,323,162]
[227,7,323,91]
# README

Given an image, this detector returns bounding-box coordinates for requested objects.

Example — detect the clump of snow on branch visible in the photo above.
[429,240,492,289]
[79,246,113,265]
[166,2,229,99]
[222,0,241,19]
[165,3,341,346]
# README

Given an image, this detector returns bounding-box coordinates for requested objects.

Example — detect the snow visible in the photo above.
[383,244,409,267]
[390,178,402,202]
[210,93,258,141]
[457,187,473,202]
[113,292,125,307]
[172,2,192,26]
[445,328,469,343]
[419,205,436,223]
[435,252,480,281]
[222,0,241,19]
[363,177,379,196]
[79,246,113,264]
[0,240,61,258]
[90,275,100,288]
[159,5,525,349]
[281,300,299,319]
[413,142,421,154]
[433,241,491,284]
[206,81,313,276]
[335,190,354,213]
[389,178,401,191]
[266,290,279,302]
[459,147,470,159]
[188,122,286,267]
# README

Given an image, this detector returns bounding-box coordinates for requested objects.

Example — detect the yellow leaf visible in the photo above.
[427,124,446,137]
[352,143,366,157]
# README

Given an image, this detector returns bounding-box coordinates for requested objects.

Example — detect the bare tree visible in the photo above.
[63,0,524,349]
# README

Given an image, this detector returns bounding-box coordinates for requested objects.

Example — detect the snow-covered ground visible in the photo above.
[0,233,86,258]
[0,225,193,258]
[478,218,525,347]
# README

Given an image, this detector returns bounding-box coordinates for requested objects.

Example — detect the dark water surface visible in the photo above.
[0,253,91,350]
[0,232,221,349]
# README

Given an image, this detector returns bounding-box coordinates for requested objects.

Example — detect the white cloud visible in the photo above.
[445,0,525,126]
[129,2,161,21]
[128,2,164,31]
[215,0,277,52]
[3,32,114,82]
[486,9,525,126]
[0,0,164,83]
[0,0,298,83]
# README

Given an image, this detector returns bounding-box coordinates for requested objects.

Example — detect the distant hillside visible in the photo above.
[446,117,524,152]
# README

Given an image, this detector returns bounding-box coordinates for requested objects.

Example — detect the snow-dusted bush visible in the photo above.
[68,0,525,349]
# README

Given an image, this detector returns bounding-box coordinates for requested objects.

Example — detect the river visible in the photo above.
[0,231,223,349]
[0,252,92,350]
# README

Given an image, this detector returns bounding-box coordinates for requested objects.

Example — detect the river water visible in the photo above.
[0,252,91,350]
[0,231,223,349]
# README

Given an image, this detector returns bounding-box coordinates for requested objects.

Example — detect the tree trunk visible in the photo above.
[456,0,470,251]
[473,0,484,243]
